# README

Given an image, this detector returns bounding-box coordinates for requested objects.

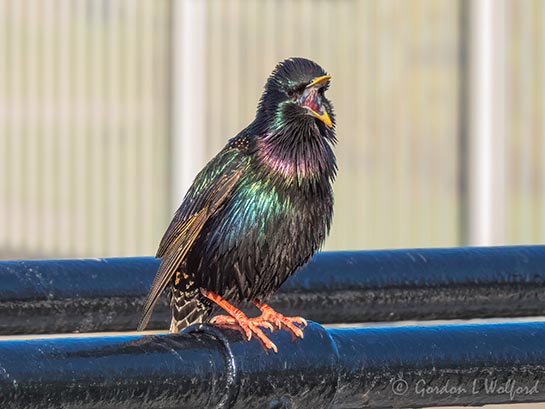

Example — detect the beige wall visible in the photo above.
[0,0,544,259]
[0,1,172,258]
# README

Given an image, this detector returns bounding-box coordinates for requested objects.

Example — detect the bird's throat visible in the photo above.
[257,130,336,184]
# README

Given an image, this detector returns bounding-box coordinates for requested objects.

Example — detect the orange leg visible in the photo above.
[201,289,278,353]
[252,299,308,339]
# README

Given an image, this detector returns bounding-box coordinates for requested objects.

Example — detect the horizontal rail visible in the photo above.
[0,321,544,408]
[1,245,545,334]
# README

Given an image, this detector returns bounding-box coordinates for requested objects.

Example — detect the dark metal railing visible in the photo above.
[0,245,545,334]
[1,245,545,407]
[0,321,544,408]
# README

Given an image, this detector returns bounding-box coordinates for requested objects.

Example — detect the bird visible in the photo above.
[137,57,336,352]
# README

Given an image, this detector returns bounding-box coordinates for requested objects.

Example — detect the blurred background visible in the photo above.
[0,0,544,259]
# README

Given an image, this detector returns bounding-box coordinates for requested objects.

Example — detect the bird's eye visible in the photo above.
[286,89,295,98]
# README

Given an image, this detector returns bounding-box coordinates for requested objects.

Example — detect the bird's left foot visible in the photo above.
[210,314,277,352]
[201,289,278,352]
[253,299,308,339]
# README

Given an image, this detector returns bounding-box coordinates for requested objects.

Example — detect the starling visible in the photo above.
[137,57,336,352]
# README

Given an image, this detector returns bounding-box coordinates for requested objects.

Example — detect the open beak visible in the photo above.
[300,75,333,128]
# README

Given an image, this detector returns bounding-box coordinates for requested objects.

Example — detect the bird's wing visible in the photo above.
[137,148,248,331]
[156,147,248,258]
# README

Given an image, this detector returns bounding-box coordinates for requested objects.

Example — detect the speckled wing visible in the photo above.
[137,148,249,331]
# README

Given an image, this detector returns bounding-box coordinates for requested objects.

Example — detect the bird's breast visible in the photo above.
[188,169,333,302]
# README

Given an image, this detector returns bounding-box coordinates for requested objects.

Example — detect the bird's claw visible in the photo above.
[252,300,308,340]
[262,312,307,339]
[210,314,278,353]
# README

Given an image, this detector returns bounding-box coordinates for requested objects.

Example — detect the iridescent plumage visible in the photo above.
[138,58,337,347]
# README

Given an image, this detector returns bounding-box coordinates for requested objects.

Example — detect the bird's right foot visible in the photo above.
[201,289,278,353]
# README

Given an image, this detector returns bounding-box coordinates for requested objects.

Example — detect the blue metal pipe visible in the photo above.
[0,321,544,408]
[1,245,545,334]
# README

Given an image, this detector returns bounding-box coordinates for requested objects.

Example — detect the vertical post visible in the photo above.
[170,0,207,210]
[460,0,507,246]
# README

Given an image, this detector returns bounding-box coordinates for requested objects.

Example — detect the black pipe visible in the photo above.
[0,321,544,408]
[1,245,545,334]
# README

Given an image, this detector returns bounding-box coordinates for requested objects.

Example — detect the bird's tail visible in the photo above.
[169,286,212,333]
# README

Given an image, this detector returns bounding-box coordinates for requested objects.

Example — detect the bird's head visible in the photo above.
[255,58,335,137]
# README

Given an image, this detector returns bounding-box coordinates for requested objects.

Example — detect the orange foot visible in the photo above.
[201,289,278,353]
[210,314,277,353]
[253,299,308,339]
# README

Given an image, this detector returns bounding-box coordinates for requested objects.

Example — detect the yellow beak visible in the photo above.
[307,75,331,87]
[305,75,332,127]
[308,108,333,128]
